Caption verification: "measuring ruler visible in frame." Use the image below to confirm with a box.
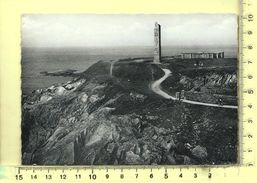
[0,0,257,182]
[240,0,256,167]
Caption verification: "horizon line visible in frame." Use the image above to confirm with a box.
[22,44,238,48]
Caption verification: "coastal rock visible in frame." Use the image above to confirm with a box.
[22,152,33,164]
[80,93,88,103]
[175,142,191,156]
[86,123,119,146]
[229,74,237,84]
[65,79,86,90]
[179,73,237,92]
[58,142,75,164]
[46,85,55,92]
[146,115,159,120]
[35,89,43,94]
[183,155,191,164]
[68,117,76,124]
[107,143,116,153]
[125,151,142,164]
[65,84,74,90]
[89,95,100,103]
[22,59,238,165]
[174,155,185,164]
[162,139,175,151]
[166,154,176,164]
[142,127,155,137]
[191,145,208,160]
[132,118,140,125]
[129,92,147,103]
[40,95,53,103]
[157,127,169,135]
[152,135,158,140]
[141,145,151,163]
[55,86,66,95]
[134,144,141,155]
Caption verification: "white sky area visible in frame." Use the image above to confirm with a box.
[22,14,237,47]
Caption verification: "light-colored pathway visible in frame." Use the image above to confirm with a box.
[151,68,238,109]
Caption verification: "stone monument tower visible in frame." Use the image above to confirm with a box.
[154,22,161,63]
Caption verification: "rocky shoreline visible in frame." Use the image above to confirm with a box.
[22,59,237,165]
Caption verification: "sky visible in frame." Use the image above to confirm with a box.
[22,14,238,47]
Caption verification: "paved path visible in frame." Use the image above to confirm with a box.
[151,69,176,100]
[180,98,238,109]
[151,68,238,109]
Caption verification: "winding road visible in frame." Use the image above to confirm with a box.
[151,69,176,100]
[110,61,237,109]
[151,68,238,109]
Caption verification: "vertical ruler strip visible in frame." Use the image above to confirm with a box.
[240,0,256,166]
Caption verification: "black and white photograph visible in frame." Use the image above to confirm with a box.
[21,14,238,165]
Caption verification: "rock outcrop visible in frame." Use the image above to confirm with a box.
[22,60,238,165]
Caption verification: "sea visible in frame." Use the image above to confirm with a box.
[22,45,237,94]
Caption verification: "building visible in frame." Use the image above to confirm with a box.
[152,22,225,62]
[153,22,161,64]
[180,52,225,59]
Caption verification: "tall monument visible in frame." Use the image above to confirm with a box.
[154,22,161,63]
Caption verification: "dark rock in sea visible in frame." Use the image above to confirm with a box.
[40,69,78,77]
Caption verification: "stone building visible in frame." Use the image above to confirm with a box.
[181,52,225,59]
